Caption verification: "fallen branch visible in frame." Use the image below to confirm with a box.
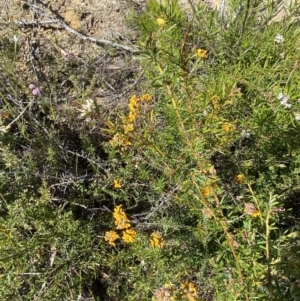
[13,20,58,26]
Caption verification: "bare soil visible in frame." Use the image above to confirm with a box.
[1,0,141,56]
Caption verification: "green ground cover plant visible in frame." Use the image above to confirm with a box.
[1,0,300,300]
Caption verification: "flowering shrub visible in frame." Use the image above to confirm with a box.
[1,0,300,301]
[129,0,300,300]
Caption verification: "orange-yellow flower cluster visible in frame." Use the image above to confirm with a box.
[201,180,218,198]
[109,94,152,148]
[122,228,137,243]
[222,122,234,132]
[150,231,164,248]
[235,174,244,183]
[201,186,211,198]
[128,95,139,123]
[108,133,131,148]
[153,281,198,301]
[123,123,134,134]
[104,205,137,246]
[104,230,119,247]
[140,94,152,102]
[157,17,166,27]
[113,179,122,189]
[197,48,209,59]
[126,94,152,123]
[113,205,131,230]
[181,281,198,301]
[123,94,152,141]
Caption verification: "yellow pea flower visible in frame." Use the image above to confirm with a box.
[114,217,131,230]
[201,187,211,197]
[122,228,137,243]
[222,123,233,132]
[114,179,122,189]
[140,94,152,102]
[104,230,119,246]
[181,281,198,301]
[113,205,131,230]
[124,123,135,134]
[197,48,208,59]
[252,211,261,218]
[150,231,164,248]
[129,95,139,112]
[157,18,166,27]
[235,174,244,183]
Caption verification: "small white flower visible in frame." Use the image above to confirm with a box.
[282,96,289,103]
[82,99,94,112]
[277,92,284,100]
[0,125,9,133]
[274,34,284,43]
[241,130,250,138]
[277,92,289,101]
[79,99,95,117]
[280,99,292,108]
[277,92,291,108]
[295,113,300,121]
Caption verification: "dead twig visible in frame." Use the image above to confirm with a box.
[8,20,59,26]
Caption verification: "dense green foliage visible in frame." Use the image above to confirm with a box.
[1,1,300,300]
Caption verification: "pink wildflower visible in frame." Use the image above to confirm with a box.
[32,88,41,96]
[65,52,76,59]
